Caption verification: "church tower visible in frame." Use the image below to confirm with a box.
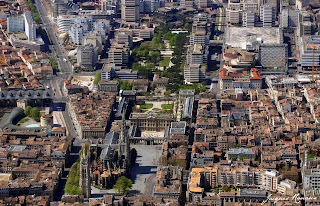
[80,144,91,198]
[120,113,131,170]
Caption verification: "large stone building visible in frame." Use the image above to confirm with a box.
[129,113,174,132]
[187,166,283,202]
[81,119,131,191]
[220,68,262,90]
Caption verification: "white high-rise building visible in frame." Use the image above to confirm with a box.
[69,25,87,45]
[121,0,140,22]
[280,9,300,28]
[260,4,276,27]
[7,16,24,34]
[68,16,93,45]
[57,15,73,33]
[24,12,36,41]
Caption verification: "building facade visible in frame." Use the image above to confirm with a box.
[129,113,174,132]
[7,16,24,34]
[121,0,140,22]
[24,12,36,41]
[77,43,99,68]
[260,5,276,27]
[57,15,73,33]
[184,64,206,84]
[259,44,288,68]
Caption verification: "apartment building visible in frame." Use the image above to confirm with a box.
[140,0,165,13]
[57,15,74,33]
[242,10,258,27]
[101,64,116,80]
[189,31,209,46]
[260,4,276,27]
[298,35,320,68]
[181,0,195,8]
[187,166,282,202]
[226,8,242,24]
[186,44,208,65]
[24,12,36,41]
[121,0,140,22]
[298,21,314,36]
[7,15,24,34]
[115,69,138,79]
[184,64,206,84]
[116,31,133,48]
[69,25,88,45]
[279,9,300,28]
[108,44,130,66]
[77,43,99,68]
[303,168,320,191]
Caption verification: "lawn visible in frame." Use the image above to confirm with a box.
[16,118,30,126]
[159,57,171,67]
[152,107,173,114]
[161,104,173,110]
[140,104,153,109]
[157,109,173,114]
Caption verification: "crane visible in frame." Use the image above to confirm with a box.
[0,56,9,67]
[306,44,320,83]
[272,55,311,81]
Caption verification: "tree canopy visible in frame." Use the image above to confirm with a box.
[30,107,40,122]
[93,71,101,85]
[113,176,132,195]
[65,159,82,195]
[24,105,32,116]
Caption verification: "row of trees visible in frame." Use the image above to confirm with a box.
[24,106,41,122]
[65,159,82,195]
[27,0,39,23]
[49,58,58,70]
[163,32,189,92]
[93,71,101,85]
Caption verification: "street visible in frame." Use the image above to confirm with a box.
[35,0,77,138]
